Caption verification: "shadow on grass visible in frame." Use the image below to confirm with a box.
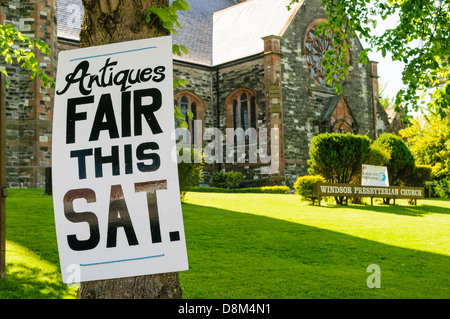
[180,202,450,299]
[318,199,450,217]
[0,259,76,299]
[1,189,76,298]
[2,189,449,299]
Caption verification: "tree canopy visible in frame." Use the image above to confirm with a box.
[288,0,450,119]
[0,24,54,89]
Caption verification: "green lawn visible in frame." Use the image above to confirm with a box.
[0,189,449,298]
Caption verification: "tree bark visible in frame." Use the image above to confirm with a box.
[80,0,168,48]
[77,0,182,299]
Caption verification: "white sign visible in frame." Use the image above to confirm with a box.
[52,36,188,283]
[361,164,389,187]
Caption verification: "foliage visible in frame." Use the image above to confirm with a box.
[308,133,371,183]
[404,164,432,188]
[350,144,391,187]
[185,185,289,194]
[145,0,192,130]
[378,80,396,110]
[288,0,450,118]
[260,185,290,194]
[372,133,416,186]
[293,175,326,205]
[177,147,204,201]
[0,24,54,89]
[308,133,371,205]
[363,144,391,167]
[400,114,450,197]
[210,171,243,189]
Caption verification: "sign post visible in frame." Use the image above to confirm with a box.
[0,73,6,279]
[52,36,188,284]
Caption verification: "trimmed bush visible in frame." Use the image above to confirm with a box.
[293,175,326,205]
[211,170,243,189]
[308,133,371,184]
[185,186,289,194]
[404,164,432,187]
[372,133,415,186]
[308,133,371,204]
[260,186,290,194]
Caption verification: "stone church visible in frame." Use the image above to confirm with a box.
[1,0,393,188]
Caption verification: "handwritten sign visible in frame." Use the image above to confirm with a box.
[52,37,188,283]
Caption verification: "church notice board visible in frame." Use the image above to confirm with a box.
[314,183,425,199]
[52,36,188,283]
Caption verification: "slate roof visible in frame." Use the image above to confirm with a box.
[212,0,302,66]
[56,0,303,66]
[57,0,84,41]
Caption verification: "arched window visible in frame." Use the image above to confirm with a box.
[174,91,205,145]
[304,18,350,87]
[226,88,257,142]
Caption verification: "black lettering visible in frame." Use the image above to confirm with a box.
[94,146,120,178]
[89,94,120,141]
[124,144,133,174]
[71,149,93,179]
[99,58,117,87]
[135,180,167,244]
[136,142,160,172]
[128,69,141,85]
[57,60,92,96]
[153,66,166,82]
[121,91,132,137]
[139,68,152,82]
[114,69,132,91]
[134,88,163,135]
[63,188,100,251]
[66,96,94,144]
[107,185,139,248]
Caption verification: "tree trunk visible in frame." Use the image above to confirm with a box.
[77,0,182,299]
[80,0,168,48]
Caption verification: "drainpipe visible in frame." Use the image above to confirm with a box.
[370,61,379,140]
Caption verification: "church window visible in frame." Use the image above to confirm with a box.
[304,19,349,87]
[174,91,205,145]
[226,89,257,142]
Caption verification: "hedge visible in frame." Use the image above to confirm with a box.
[185,185,290,194]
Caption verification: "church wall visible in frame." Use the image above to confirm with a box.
[174,58,272,186]
[215,58,271,186]
[280,0,378,186]
[1,0,57,188]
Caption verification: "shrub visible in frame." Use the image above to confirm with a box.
[185,185,289,194]
[293,175,326,205]
[372,133,416,186]
[404,164,432,187]
[351,144,391,185]
[308,133,371,204]
[178,148,204,201]
[211,170,243,189]
[260,185,290,194]
[308,133,372,183]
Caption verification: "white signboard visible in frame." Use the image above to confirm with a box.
[52,36,188,283]
[361,164,389,187]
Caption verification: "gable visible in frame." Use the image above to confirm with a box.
[212,0,303,66]
[56,0,304,66]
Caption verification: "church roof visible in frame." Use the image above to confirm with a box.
[212,0,302,66]
[56,0,303,67]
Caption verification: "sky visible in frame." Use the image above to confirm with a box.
[359,13,405,103]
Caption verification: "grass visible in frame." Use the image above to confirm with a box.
[0,189,449,298]
[0,189,77,299]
